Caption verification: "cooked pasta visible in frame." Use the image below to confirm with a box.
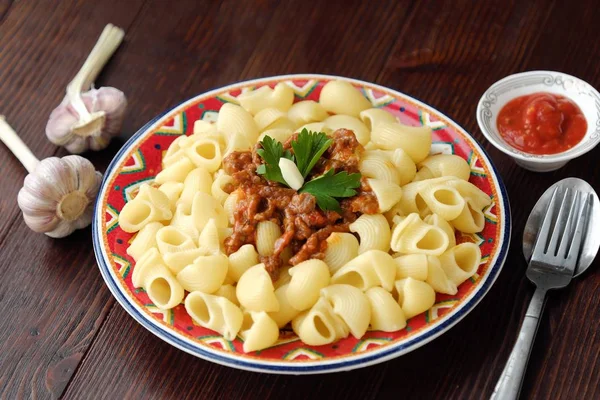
[395,277,436,319]
[236,264,279,312]
[321,284,371,338]
[122,79,493,352]
[154,156,195,184]
[359,108,397,130]
[227,244,259,282]
[240,311,280,352]
[268,283,301,328]
[185,138,222,172]
[331,250,396,291]
[365,287,407,331]
[178,167,213,210]
[394,254,428,281]
[185,291,243,341]
[323,232,360,274]
[439,242,481,285]
[370,122,432,163]
[359,150,401,185]
[237,82,294,115]
[127,222,163,261]
[349,214,391,253]
[415,154,471,181]
[367,178,403,213]
[287,100,328,127]
[319,80,372,118]
[324,115,370,145]
[176,253,229,293]
[390,213,449,256]
[292,297,349,346]
[119,185,172,233]
[286,259,330,311]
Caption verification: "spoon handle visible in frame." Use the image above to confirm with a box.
[491,287,547,400]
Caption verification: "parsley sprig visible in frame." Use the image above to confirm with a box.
[256,129,361,212]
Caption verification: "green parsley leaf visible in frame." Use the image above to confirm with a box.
[291,129,333,178]
[256,135,294,186]
[300,169,362,212]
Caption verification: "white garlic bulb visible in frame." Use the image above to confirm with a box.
[18,156,102,237]
[46,87,127,153]
[1,116,102,238]
[46,24,127,154]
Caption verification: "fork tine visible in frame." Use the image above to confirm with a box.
[546,188,571,255]
[532,187,559,259]
[556,190,581,259]
[566,193,592,266]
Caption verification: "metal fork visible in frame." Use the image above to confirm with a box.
[491,187,592,400]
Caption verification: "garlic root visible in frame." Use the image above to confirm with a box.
[46,24,127,154]
[1,116,102,238]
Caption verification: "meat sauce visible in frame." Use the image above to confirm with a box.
[223,129,378,280]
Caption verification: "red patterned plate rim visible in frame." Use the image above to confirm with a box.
[92,74,511,374]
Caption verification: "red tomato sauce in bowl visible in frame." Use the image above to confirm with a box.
[496,92,587,155]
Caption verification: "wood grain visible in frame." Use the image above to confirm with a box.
[0,0,599,399]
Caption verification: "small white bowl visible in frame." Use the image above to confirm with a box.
[476,70,600,172]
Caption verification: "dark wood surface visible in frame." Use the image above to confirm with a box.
[0,0,598,398]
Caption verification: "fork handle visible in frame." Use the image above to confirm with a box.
[491,287,548,400]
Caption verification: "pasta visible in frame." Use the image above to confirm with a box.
[365,287,407,331]
[127,222,163,261]
[176,253,229,293]
[322,232,359,274]
[121,79,492,352]
[185,291,243,341]
[370,121,432,163]
[439,242,481,285]
[414,154,471,181]
[359,150,400,185]
[395,277,436,319]
[287,100,328,127]
[119,185,172,233]
[255,220,282,257]
[240,311,280,352]
[320,284,371,338]
[349,214,391,253]
[324,115,370,145]
[286,259,330,311]
[178,167,213,211]
[132,248,184,310]
[268,283,301,328]
[390,213,449,256]
[367,178,403,213]
[185,138,222,172]
[154,156,195,184]
[227,244,259,282]
[237,82,294,115]
[319,80,372,118]
[236,264,279,312]
[292,297,349,346]
[331,250,396,291]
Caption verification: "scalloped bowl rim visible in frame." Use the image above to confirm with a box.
[92,74,511,374]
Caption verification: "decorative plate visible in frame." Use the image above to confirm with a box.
[93,74,511,374]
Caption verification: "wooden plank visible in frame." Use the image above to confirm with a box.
[62,2,415,399]
[0,0,12,22]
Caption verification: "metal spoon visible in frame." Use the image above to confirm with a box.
[492,177,599,400]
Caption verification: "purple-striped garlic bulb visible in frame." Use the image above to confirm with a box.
[46,24,127,154]
[1,116,102,238]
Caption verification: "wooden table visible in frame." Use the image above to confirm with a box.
[1,0,598,398]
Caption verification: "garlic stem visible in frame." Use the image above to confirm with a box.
[66,24,124,124]
[0,116,39,173]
